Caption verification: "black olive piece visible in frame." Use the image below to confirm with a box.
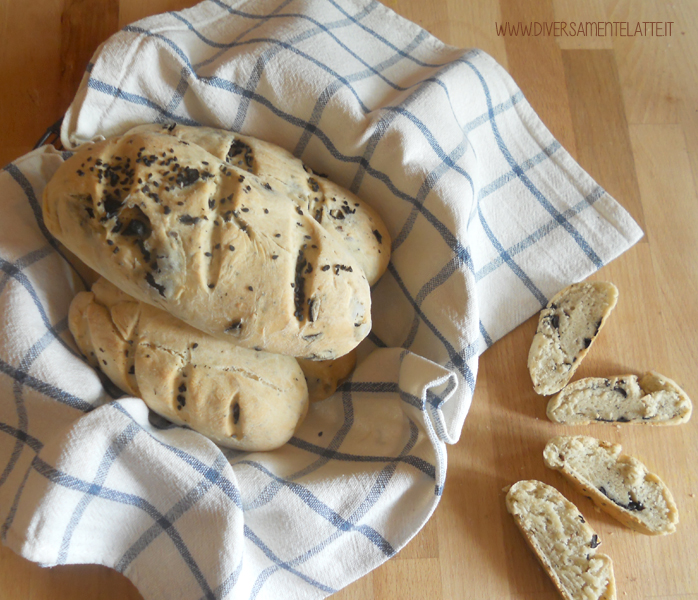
[294,249,307,322]
[176,166,200,187]
[122,219,151,238]
[145,273,166,297]
[103,194,123,218]
[613,385,628,397]
[232,403,240,425]
[308,177,320,192]
[226,320,243,333]
[372,229,382,244]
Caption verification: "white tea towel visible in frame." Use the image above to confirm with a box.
[0,0,642,599]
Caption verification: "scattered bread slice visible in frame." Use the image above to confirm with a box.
[528,282,618,395]
[505,480,616,600]
[543,436,679,535]
[547,371,692,425]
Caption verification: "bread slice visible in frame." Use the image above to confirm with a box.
[505,480,616,600]
[547,371,693,425]
[543,436,679,535]
[528,282,618,395]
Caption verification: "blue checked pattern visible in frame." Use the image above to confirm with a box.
[2,0,642,598]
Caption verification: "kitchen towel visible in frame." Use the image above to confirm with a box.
[0,0,643,599]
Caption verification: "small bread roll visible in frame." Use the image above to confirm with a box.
[44,130,371,359]
[69,278,309,451]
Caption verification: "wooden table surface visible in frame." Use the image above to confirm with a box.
[1,0,697,598]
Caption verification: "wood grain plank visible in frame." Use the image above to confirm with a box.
[118,0,203,28]
[372,558,443,600]
[552,0,613,50]
[435,321,545,600]
[0,0,64,166]
[606,0,683,125]
[0,545,142,600]
[499,0,577,156]
[561,49,646,233]
[58,0,120,113]
[330,570,374,600]
[394,510,439,560]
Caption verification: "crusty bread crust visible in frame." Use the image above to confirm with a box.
[44,130,372,359]
[127,123,391,286]
[69,278,309,451]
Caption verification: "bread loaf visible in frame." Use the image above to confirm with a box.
[44,130,372,359]
[127,123,391,286]
[69,278,309,451]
